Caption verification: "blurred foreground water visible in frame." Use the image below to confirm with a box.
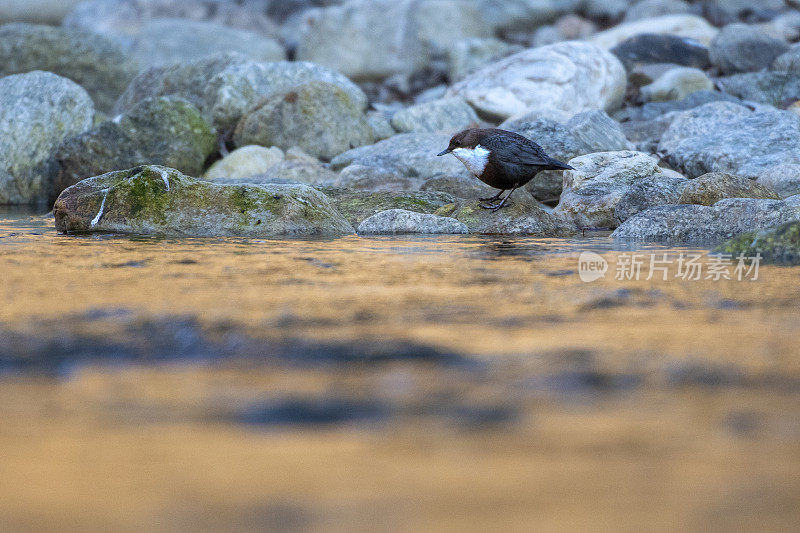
[1,208,798,531]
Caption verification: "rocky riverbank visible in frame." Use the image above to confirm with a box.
[2,1,800,255]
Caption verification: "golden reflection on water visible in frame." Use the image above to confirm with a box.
[0,211,799,531]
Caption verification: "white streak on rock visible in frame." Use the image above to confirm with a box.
[158,168,170,191]
[90,189,110,227]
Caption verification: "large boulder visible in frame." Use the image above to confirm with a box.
[709,23,789,75]
[659,102,800,178]
[330,133,469,181]
[129,19,285,69]
[0,23,138,112]
[318,188,458,227]
[678,172,779,205]
[357,209,468,235]
[554,151,688,229]
[55,96,216,198]
[115,54,367,132]
[718,220,800,264]
[588,15,718,50]
[233,81,373,160]
[446,41,626,121]
[390,98,480,134]
[0,72,94,205]
[63,0,279,47]
[295,0,428,81]
[612,196,800,243]
[53,165,355,237]
[437,195,576,236]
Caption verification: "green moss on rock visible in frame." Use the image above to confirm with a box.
[53,165,354,237]
[717,221,800,264]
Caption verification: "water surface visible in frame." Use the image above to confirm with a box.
[1,209,798,531]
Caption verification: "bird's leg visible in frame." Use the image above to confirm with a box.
[478,189,505,202]
[481,187,518,211]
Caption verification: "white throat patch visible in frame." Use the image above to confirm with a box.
[452,145,490,177]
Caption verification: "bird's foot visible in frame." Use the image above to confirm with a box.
[479,201,510,211]
[478,194,503,202]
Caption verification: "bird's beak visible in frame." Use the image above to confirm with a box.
[437,149,451,157]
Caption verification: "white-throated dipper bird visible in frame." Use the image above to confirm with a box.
[437,128,574,211]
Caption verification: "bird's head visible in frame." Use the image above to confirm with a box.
[437,129,484,156]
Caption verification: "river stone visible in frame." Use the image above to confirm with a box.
[130,19,285,69]
[639,67,714,102]
[115,54,368,132]
[446,41,626,121]
[334,165,425,192]
[589,15,718,50]
[0,23,139,113]
[55,96,216,200]
[296,0,428,81]
[204,146,285,180]
[357,209,468,235]
[438,195,576,236]
[610,34,710,71]
[53,165,354,236]
[262,160,339,187]
[715,72,800,107]
[331,133,470,181]
[63,0,279,47]
[318,188,458,227]
[414,0,492,55]
[616,90,741,152]
[474,0,581,32]
[718,220,800,264]
[612,197,800,243]
[709,23,789,75]
[757,164,800,199]
[233,81,373,161]
[554,151,688,229]
[624,0,691,21]
[446,37,521,81]
[772,43,800,72]
[0,72,94,205]
[0,0,83,24]
[420,174,497,199]
[390,98,480,134]
[678,172,779,206]
[659,102,800,178]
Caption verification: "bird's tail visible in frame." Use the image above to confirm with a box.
[545,157,574,171]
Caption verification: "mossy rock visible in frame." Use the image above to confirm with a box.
[317,187,458,227]
[54,165,354,237]
[717,221,800,264]
[679,172,779,206]
[55,96,217,202]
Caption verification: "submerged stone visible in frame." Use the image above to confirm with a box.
[53,165,354,237]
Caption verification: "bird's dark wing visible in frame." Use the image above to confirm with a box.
[481,132,573,170]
